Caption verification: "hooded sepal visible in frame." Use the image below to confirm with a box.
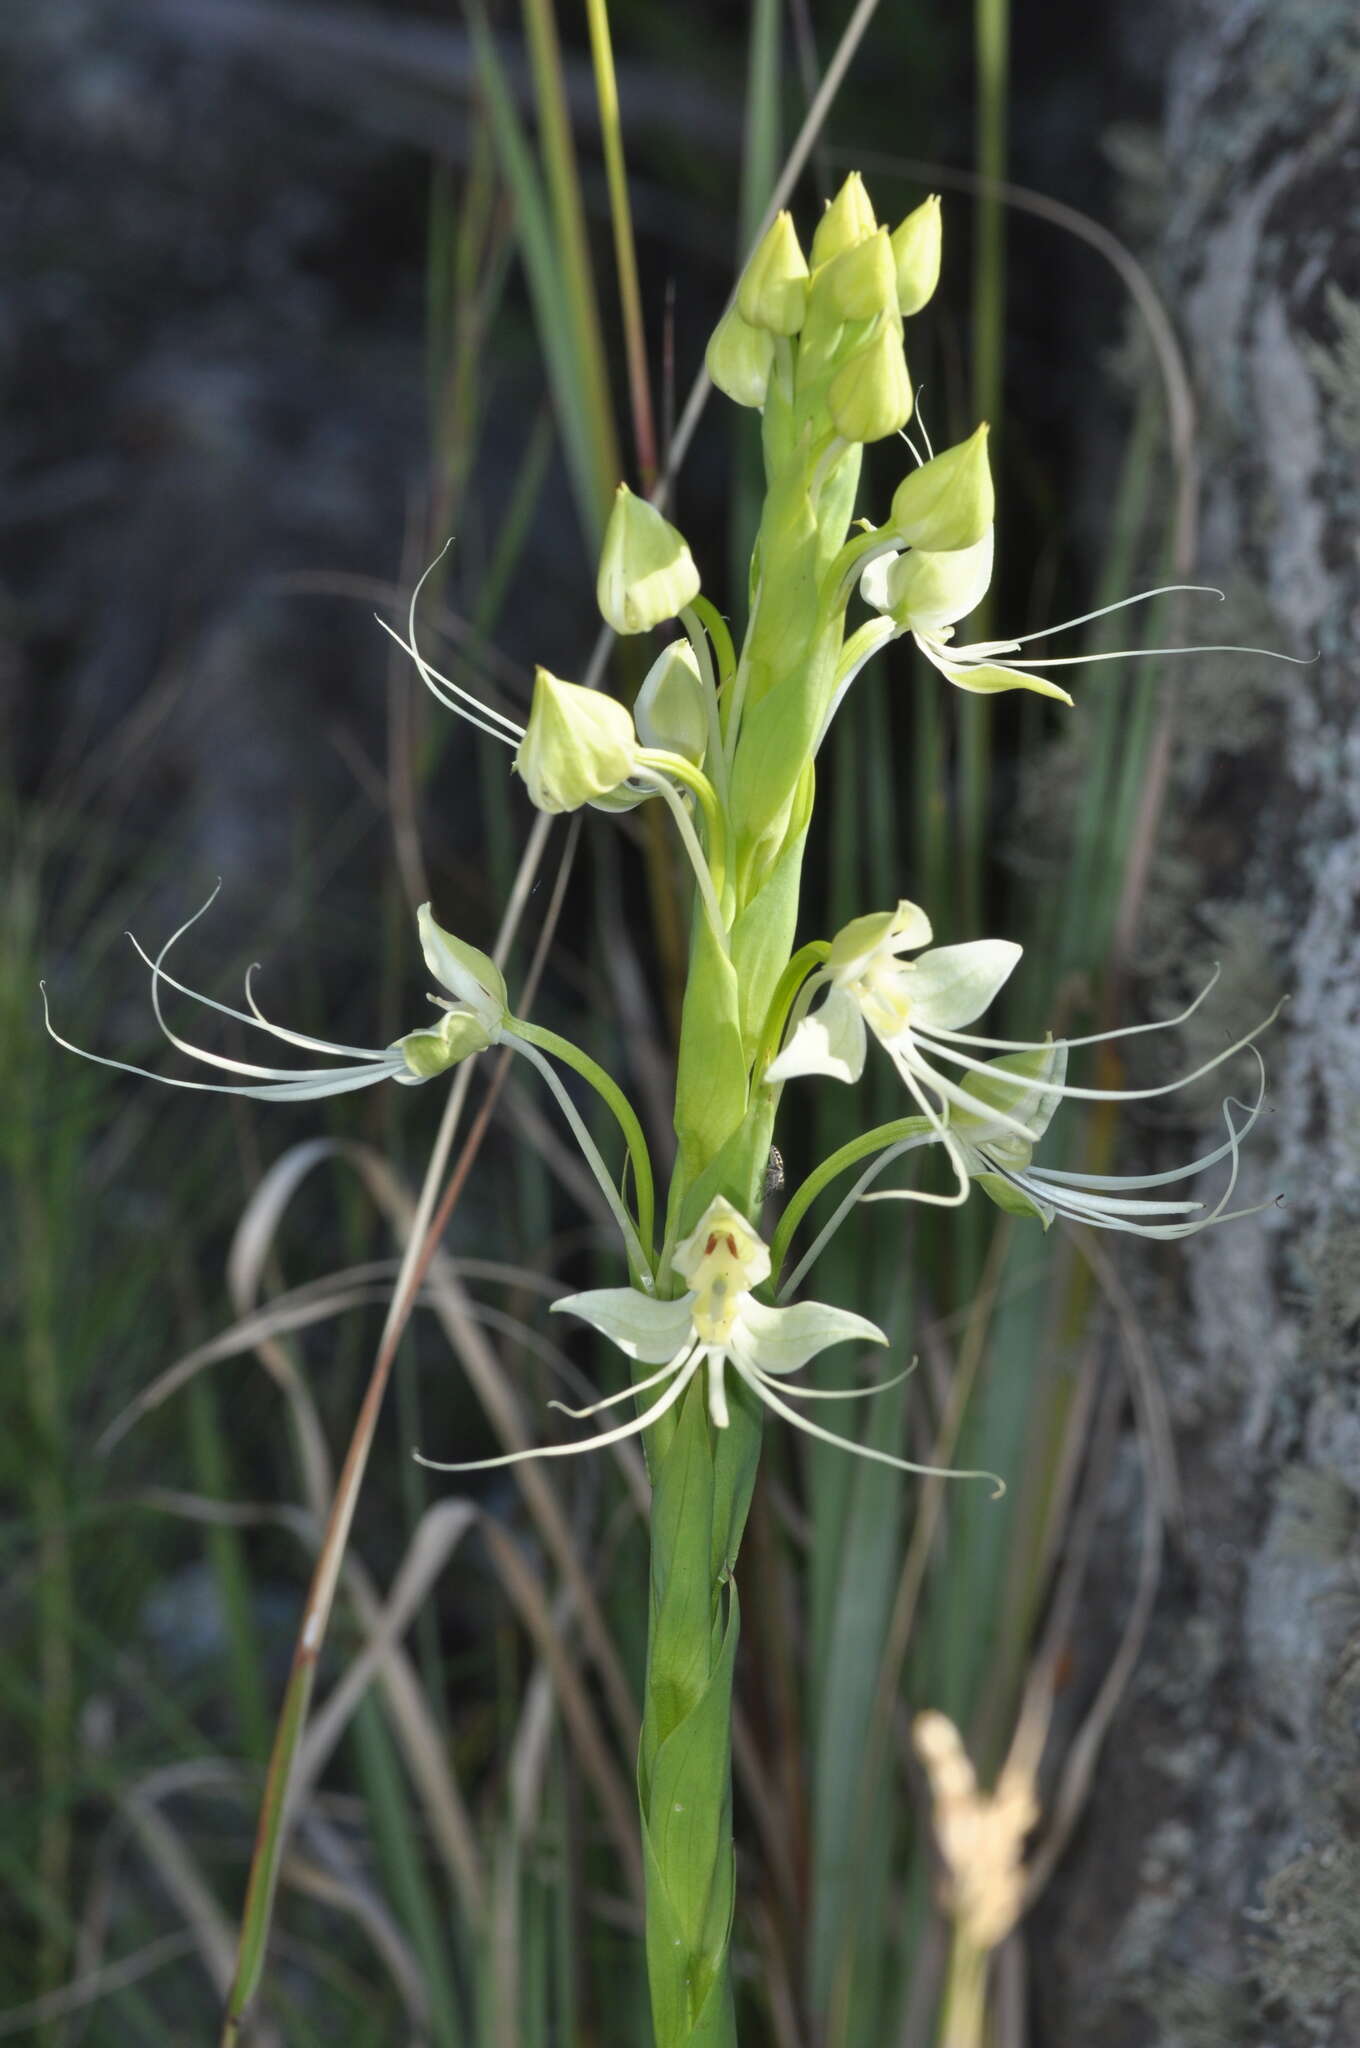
[513,668,640,812]
[597,484,701,636]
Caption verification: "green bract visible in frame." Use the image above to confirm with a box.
[513,667,639,812]
[597,483,701,635]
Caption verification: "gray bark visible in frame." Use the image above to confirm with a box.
[1040,3,1360,2043]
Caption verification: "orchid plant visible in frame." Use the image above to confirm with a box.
[49,176,1284,2048]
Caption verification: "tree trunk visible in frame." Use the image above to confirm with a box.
[1039,4,1360,2042]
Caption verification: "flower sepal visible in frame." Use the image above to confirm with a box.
[889,425,993,552]
[513,668,640,813]
[597,484,701,636]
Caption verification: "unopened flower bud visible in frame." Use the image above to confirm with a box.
[513,668,638,813]
[828,320,913,442]
[597,483,700,635]
[889,424,993,551]
[736,210,809,336]
[634,639,707,765]
[890,195,942,316]
[821,226,899,323]
[810,170,877,267]
[705,302,775,409]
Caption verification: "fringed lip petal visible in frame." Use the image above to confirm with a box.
[43,891,419,1103]
[727,1353,1003,1496]
[413,1343,704,1473]
[40,986,406,1102]
[916,634,1075,705]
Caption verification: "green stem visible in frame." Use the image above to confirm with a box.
[641,768,732,947]
[680,605,732,817]
[583,0,658,488]
[961,0,1009,938]
[504,1033,654,1281]
[505,1017,656,1262]
[769,1115,934,1283]
[638,1375,761,2048]
[690,596,737,688]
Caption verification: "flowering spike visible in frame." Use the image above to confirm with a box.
[513,668,639,813]
[736,210,809,335]
[597,483,700,635]
[889,424,994,552]
[890,195,943,316]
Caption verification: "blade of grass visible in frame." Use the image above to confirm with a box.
[219,812,573,2043]
[957,0,1008,942]
[466,4,614,543]
[584,0,657,488]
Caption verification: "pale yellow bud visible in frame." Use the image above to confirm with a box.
[821,226,900,323]
[736,210,809,336]
[810,170,878,266]
[634,639,707,765]
[890,195,942,316]
[827,319,913,443]
[888,424,993,551]
[705,302,775,409]
[597,483,700,635]
[513,668,638,814]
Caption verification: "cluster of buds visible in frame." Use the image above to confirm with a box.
[707,174,939,443]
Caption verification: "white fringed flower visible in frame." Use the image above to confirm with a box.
[415,1196,998,1487]
[766,902,1279,1239]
